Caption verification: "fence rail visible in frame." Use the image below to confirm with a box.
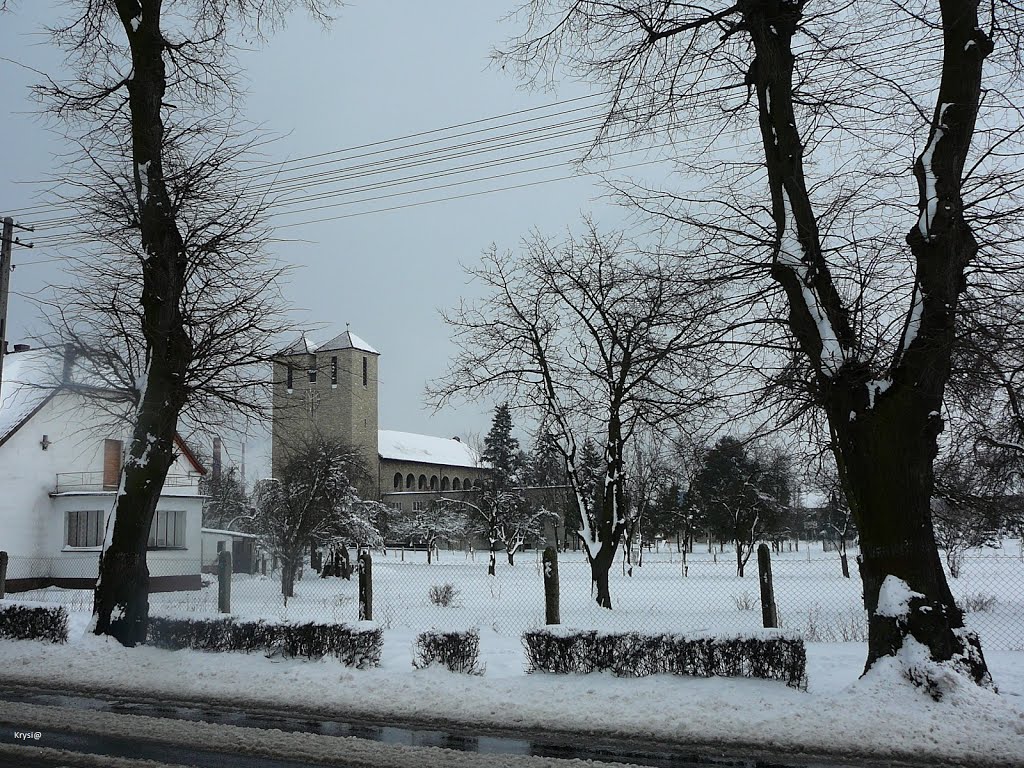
[2,542,1022,650]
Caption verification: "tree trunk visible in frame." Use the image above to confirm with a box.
[735,540,745,578]
[832,392,991,685]
[591,556,612,609]
[92,1,193,646]
[507,550,515,566]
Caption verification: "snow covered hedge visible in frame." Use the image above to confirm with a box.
[0,601,69,644]
[522,628,807,689]
[147,616,382,668]
[413,628,484,675]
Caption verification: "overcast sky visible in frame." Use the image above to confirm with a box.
[0,2,663,476]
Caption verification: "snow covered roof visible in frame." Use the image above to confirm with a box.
[320,330,378,355]
[278,329,378,357]
[0,347,207,473]
[377,430,480,469]
[0,348,60,447]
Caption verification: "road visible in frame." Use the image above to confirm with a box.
[0,684,937,768]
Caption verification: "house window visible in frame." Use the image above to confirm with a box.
[148,509,187,548]
[103,439,123,489]
[362,356,368,387]
[393,472,403,490]
[405,473,415,489]
[387,501,403,512]
[418,475,427,490]
[441,477,450,491]
[308,368,317,384]
[413,501,427,511]
[430,475,438,490]
[286,364,293,390]
[66,509,104,548]
[331,356,338,386]
[452,478,461,490]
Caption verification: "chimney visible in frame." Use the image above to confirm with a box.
[62,344,78,383]
[212,437,222,483]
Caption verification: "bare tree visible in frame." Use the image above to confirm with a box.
[431,222,716,607]
[33,0,337,645]
[497,0,1024,687]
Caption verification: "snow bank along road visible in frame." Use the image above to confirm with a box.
[0,684,940,768]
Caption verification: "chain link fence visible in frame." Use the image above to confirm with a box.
[3,542,1022,650]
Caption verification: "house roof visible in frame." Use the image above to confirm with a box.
[0,349,60,447]
[278,329,379,357]
[0,347,206,474]
[377,429,480,469]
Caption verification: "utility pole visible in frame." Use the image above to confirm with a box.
[0,216,34,386]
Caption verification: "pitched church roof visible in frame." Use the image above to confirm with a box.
[278,329,378,356]
[378,430,480,469]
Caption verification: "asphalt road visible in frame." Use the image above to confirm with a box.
[0,684,941,768]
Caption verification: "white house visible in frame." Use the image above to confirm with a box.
[0,346,206,593]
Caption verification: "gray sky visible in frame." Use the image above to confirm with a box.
[0,2,656,477]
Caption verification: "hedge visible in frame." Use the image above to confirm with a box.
[147,616,382,668]
[0,601,69,644]
[522,628,807,689]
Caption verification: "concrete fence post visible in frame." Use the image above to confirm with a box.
[542,546,560,625]
[757,543,778,628]
[0,551,7,599]
[358,551,373,622]
[217,550,231,614]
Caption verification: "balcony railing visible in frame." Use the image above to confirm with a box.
[54,472,201,494]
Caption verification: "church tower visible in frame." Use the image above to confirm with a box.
[271,329,380,495]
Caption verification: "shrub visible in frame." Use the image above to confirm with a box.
[428,583,460,608]
[146,616,382,668]
[413,628,484,674]
[522,628,807,689]
[0,602,69,644]
[733,592,758,611]
[962,593,997,613]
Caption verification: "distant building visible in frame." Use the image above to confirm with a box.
[271,330,489,512]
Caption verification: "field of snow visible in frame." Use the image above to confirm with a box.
[11,538,1024,650]
[2,539,1023,765]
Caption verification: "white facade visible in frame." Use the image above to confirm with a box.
[0,349,205,590]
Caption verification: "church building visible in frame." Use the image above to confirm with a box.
[271,329,488,512]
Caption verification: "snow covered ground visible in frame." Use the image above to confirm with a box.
[1,539,1023,766]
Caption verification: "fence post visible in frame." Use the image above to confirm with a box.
[358,551,373,621]
[218,550,231,614]
[542,546,560,625]
[0,551,7,599]
[757,543,778,628]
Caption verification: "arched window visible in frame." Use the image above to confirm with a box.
[406,474,415,489]
[418,475,427,490]
[452,478,461,490]
[441,477,450,491]
[430,475,438,490]
[393,473,402,490]
[472,478,482,489]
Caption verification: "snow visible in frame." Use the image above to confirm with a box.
[3,542,1023,764]
[130,16,141,32]
[918,103,952,239]
[378,429,480,468]
[902,283,924,355]
[866,377,891,409]
[876,575,923,619]
[0,625,1021,765]
[776,190,845,376]
[279,329,379,356]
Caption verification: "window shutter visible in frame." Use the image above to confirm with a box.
[103,439,123,489]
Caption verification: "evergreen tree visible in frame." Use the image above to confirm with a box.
[482,403,522,491]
